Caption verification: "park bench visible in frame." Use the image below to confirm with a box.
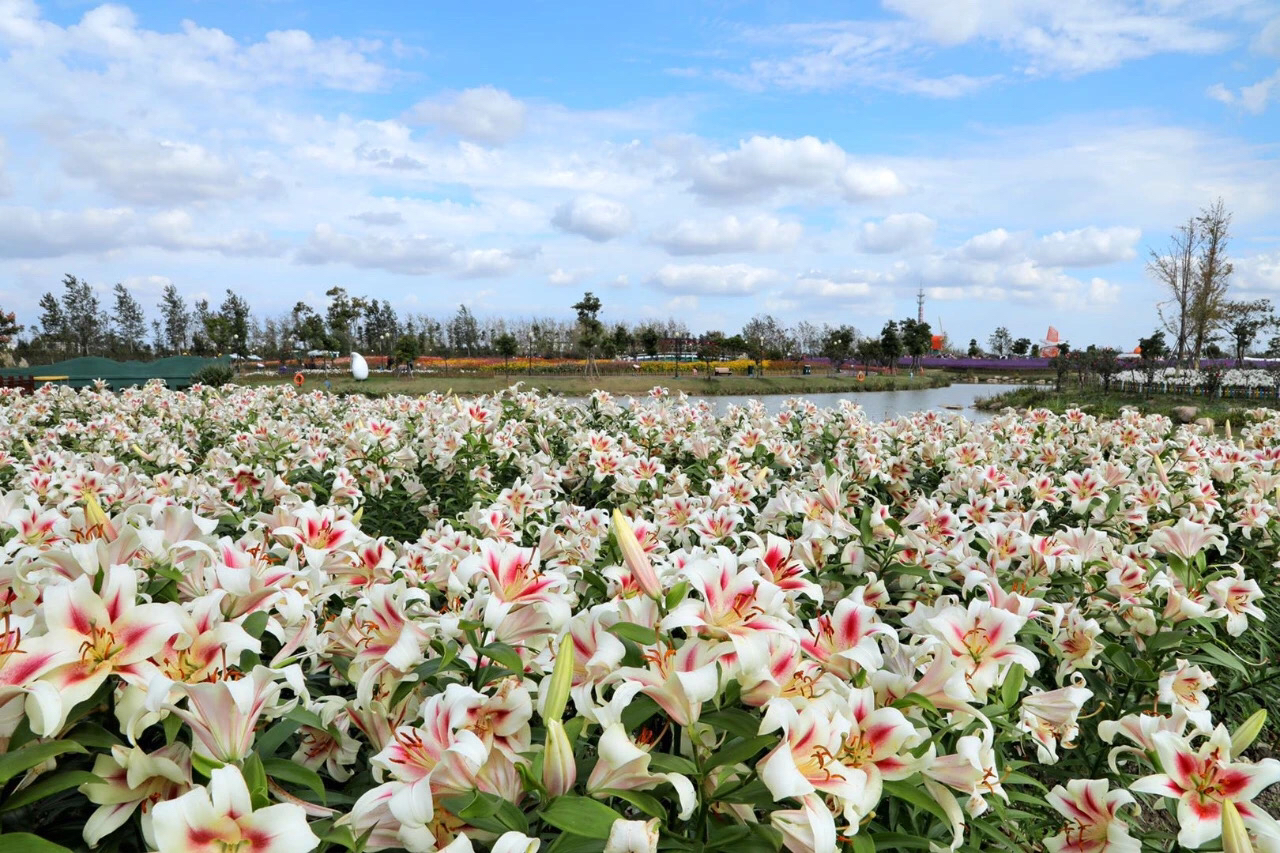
[713,367,731,376]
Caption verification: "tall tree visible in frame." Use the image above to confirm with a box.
[1011,338,1031,357]
[1220,299,1274,366]
[1149,216,1200,365]
[698,331,726,375]
[742,314,787,377]
[61,275,105,356]
[325,287,364,354]
[219,290,251,356]
[1137,329,1168,392]
[987,326,1013,359]
[880,320,903,369]
[638,326,660,359]
[0,305,22,348]
[158,284,190,355]
[572,292,603,376]
[448,305,480,355]
[111,283,147,357]
[38,292,67,354]
[821,325,855,373]
[494,332,519,379]
[900,318,932,369]
[1189,199,1233,364]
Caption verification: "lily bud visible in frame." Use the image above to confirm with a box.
[83,492,118,541]
[542,633,574,722]
[1226,420,1233,441]
[612,509,662,599]
[1231,709,1267,758]
[542,719,577,797]
[1222,798,1254,853]
[1151,452,1168,486]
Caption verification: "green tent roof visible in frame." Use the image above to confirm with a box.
[3,355,231,389]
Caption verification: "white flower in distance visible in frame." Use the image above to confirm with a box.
[150,764,319,853]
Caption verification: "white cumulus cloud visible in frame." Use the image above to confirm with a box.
[1032,225,1141,266]
[857,212,936,253]
[688,135,904,202]
[652,214,802,255]
[651,263,780,296]
[410,86,528,145]
[551,195,633,242]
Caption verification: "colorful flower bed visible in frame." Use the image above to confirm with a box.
[1,381,1278,852]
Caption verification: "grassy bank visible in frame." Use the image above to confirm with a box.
[975,385,1278,422]
[236,370,950,398]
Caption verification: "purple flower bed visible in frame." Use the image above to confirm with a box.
[896,357,1051,370]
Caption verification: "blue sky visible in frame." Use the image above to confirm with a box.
[1,0,1279,348]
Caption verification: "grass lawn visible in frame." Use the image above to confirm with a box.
[235,370,951,397]
[975,384,1280,423]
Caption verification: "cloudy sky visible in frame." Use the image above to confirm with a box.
[1,0,1278,347]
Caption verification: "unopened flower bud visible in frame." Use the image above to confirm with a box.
[83,492,118,541]
[542,633,574,722]
[1222,798,1254,853]
[1231,709,1267,758]
[542,719,577,797]
[612,510,661,599]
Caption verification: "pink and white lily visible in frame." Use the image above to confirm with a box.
[1043,779,1140,853]
[149,764,319,853]
[1132,726,1280,849]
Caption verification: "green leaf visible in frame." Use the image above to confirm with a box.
[600,788,666,819]
[1001,663,1025,709]
[66,722,123,751]
[705,735,775,771]
[1194,643,1249,675]
[647,751,698,776]
[0,835,76,852]
[285,706,329,731]
[663,582,689,611]
[0,770,102,812]
[440,791,529,835]
[701,708,760,739]
[242,752,270,810]
[891,692,939,716]
[477,643,525,675]
[606,622,659,646]
[255,718,302,758]
[869,832,935,850]
[242,610,270,639]
[0,740,87,787]
[539,795,625,839]
[264,757,327,803]
[883,778,949,824]
[620,694,661,730]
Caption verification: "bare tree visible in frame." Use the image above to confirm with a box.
[1150,216,1200,365]
[1189,199,1233,365]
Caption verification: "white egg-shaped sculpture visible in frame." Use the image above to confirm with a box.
[351,352,369,381]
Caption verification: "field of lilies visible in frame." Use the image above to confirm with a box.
[2,380,1280,853]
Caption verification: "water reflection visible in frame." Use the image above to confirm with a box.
[699,383,1025,421]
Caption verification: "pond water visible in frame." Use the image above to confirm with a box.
[565,383,1028,421]
[700,383,1026,421]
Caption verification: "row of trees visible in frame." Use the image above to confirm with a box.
[6,280,942,372]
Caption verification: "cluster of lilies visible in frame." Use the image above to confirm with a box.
[0,380,1277,852]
